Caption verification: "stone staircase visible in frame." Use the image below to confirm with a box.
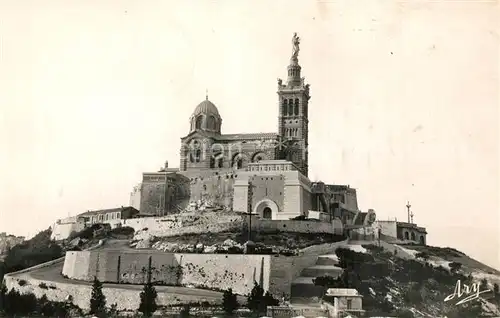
[290,254,344,303]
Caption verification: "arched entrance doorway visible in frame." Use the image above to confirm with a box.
[262,207,272,219]
[254,199,279,220]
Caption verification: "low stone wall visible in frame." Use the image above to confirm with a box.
[250,219,335,234]
[2,275,219,311]
[122,216,183,233]
[62,250,271,296]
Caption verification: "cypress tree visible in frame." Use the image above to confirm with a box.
[138,257,158,317]
[89,276,106,317]
[222,288,238,315]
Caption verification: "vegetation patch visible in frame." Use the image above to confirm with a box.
[314,244,495,317]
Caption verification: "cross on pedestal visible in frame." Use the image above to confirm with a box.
[406,201,412,224]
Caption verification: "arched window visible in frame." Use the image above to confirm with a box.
[207,116,216,130]
[195,149,201,163]
[288,100,294,116]
[195,116,203,129]
[294,99,299,115]
[404,231,409,240]
[232,155,243,169]
[411,232,416,241]
[420,235,425,245]
[283,99,288,116]
[213,153,224,168]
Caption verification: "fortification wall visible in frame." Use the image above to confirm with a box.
[188,171,236,208]
[129,212,344,240]
[62,250,271,296]
[51,222,86,241]
[131,216,343,240]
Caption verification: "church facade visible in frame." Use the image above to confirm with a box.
[137,33,369,225]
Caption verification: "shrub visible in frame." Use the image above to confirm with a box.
[110,226,135,237]
[449,262,462,273]
[393,309,415,318]
[179,304,191,317]
[1,288,37,316]
[39,282,48,289]
[18,279,27,286]
[313,275,339,288]
[415,252,430,260]
[89,276,106,317]
[222,288,238,314]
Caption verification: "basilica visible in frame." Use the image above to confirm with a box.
[134,33,371,228]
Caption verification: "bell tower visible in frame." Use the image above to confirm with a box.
[277,33,310,177]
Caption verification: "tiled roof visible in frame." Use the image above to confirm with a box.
[218,132,278,141]
[78,206,137,217]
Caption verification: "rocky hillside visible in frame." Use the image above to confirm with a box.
[316,243,500,317]
[0,233,24,259]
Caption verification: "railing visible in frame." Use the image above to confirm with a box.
[338,309,366,317]
[266,306,328,318]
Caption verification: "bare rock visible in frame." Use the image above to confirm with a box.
[203,245,217,253]
[135,238,152,249]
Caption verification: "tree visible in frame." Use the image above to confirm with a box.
[138,281,158,317]
[247,281,264,311]
[0,283,6,314]
[138,259,158,318]
[222,288,238,315]
[89,276,106,317]
[245,282,279,313]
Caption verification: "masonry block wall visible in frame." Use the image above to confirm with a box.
[188,171,235,208]
[250,175,285,211]
[376,221,398,238]
[62,250,271,296]
[140,174,168,215]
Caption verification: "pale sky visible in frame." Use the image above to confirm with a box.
[0,1,498,268]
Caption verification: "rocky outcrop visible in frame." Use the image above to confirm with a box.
[150,238,245,254]
[0,233,25,255]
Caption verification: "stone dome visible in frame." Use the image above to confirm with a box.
[192,99,221,119]
[189,97,222,134]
